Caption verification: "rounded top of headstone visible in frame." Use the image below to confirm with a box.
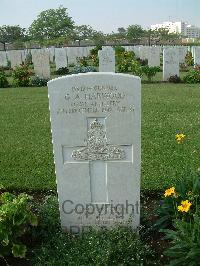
[47,72,141,85]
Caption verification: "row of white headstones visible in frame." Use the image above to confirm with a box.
[0,46,200,81]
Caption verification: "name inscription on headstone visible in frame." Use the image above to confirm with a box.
[57,84,135,115]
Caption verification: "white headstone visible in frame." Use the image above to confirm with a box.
[178,47,188,64]
[139,46,149,60]
[191,46,195,58]
[163,48,179,81]
[133,46,140,58]
[0,51,7,67]
[148,47,160,67]
[124,46,134,52]
[55,48,68,70]
[76,47,85,58]
[49,47,55,63]
[20,50,26,63]
[8,50,22,68]
[66,47,78,65]
[193,47,200,66]
[32,49,50,78]
[98,47,115,72]
[48,73,141,233]
[138,47,144,60]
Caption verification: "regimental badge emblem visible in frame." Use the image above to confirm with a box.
[72,119,125,161]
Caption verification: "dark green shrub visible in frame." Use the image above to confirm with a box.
[131,60,143,77]
[24,52,32,66]
[179,63,188,72]
[185,51,194,66]
[168,75,181,83]
[12,64,32,87]
[141,66,160,82]
[117,51,135,73]
[124,51,135,59]
[77,56,89,67]
[55,67,69,75]
[0,71,9,88]
[162,213,200,265]
[183,69,200,83]
[72,65,97,74]
[136,58,148,66]
[117,60,129,73]
[68,63,75,67]
[90,54,99,66]
[114,45,125,56]
[89,46,102,67]
[31,76,49,87]
[0,192,37,259]
[33,196,60,240]
[7,60,11,69]
[90,45,102,57]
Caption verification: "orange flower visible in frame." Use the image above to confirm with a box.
[164,187,175,197]
[176,133,186,143]
[177,200,192,213]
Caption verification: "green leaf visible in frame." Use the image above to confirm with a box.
[12,244,27,258]
[13,212,27,226]
[29,213,38,226]
[1,192,15,203]
[2,234,9,246]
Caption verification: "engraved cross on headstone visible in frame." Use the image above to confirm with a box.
[63,117,133,203]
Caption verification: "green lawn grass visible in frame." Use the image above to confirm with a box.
[0,83,200,191]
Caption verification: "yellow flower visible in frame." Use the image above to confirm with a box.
[164,187,175,197]
[177,200,192,212]
[175,133,186,143]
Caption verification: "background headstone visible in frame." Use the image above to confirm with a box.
[55,48,68,70]
[8,50,22,68]
[32,49,50,78]
[193,47,200,66]
[49,46,55,63]
[133,46,140,58]
[163,48,179,81]
[139,46,149,60]
[178,46,188,64]
[148,47,160,67]
[66,47,78,65]
[20,49,26,63]
[98,47,115,72]
[0,51,7,67]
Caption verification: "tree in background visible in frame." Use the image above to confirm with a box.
[71,25,105,45]
[117,27,126,39]
[126,25,144,43]
[0,25,26,50]
[72,25,96,45]
[146,28,181,45]
[105,28,127,45]
[92,31,105,46]
[28,6,74,40]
